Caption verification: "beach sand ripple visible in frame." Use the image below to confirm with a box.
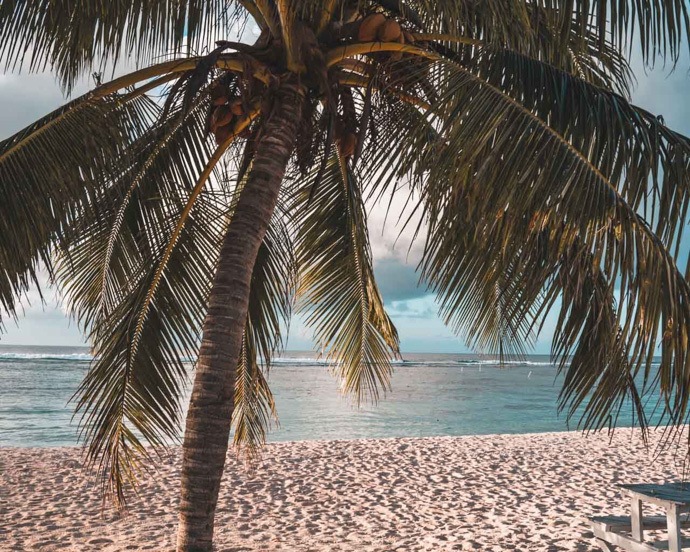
[1,429,687,551]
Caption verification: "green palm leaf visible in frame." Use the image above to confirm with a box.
[423,4,636,96]
[63,100,228,505]
[455,45,690,254]
[294,154,400,405]
[0,0,244,90]
[373,0,689,67]
[0,90,156,328]
[552,249,647,434]
[404,59,690,440]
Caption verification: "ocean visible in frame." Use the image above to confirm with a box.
[0,345,651,447]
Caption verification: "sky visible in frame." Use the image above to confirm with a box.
[1,40,689,354]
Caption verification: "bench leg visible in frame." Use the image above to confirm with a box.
[667,504,681,552]
[595,537,616,551]
[631,498,644,541]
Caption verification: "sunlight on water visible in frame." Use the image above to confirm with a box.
[0,345,658,447]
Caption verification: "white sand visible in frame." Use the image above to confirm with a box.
[2,429,689,551]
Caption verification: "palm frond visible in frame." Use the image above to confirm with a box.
[429,29,634,98]
[444,252,542,359]
[332,47,690,433]
[400,58,690,440]
[404,0,689,66]
[294,153,399,405]
[451,48,690,256]
[0,0,246,91]
[0,90,156,329]
[551,248,648,435]
[361,49,690,257]
[63,100,228,506]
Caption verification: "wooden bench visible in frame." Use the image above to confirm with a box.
[589,483,690,551]
[590,515,690,551]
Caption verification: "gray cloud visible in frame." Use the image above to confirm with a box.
[0,61,145,139]
[0,73,75,135]
[630,54,690,134]
[373,258,428,303]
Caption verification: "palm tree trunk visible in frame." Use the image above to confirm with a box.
[176,81,304,552]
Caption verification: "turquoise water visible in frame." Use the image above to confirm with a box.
[0,345,652,447]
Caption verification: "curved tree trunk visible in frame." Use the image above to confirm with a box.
[176,82,304,552]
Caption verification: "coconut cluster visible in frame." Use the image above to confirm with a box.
[208,84,252,144]
[356,13,415,61]
[203,9,420,151]
[331,13,417,158]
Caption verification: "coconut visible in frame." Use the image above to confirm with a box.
[358,13,386,42]
[214,124,233,145]
[338,132,358,158]
[210,84,229,106]
[210,106,233,132]
[378,19,402,42]
[229,99,245,116]
[390,33,405,62]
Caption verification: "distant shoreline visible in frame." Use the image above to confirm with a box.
[1,348,664,448]
[0,424,657,450]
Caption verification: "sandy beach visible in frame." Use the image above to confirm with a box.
[2,429,689,551]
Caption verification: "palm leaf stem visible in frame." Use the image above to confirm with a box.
[335,58,372,75]
[0,57,259,164]
[0,93,152,164]
[93,55,270,100]
[252,0,281,38]
[326,42,436,67]
[275,0,300,72]
[411,33,482,46]
[340,151,370,371]
[0,98,91,163]
[119,73,185,102]
[237,0,268,30]
[317,0,339,34]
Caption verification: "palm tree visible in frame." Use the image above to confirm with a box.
[3,0,690,549]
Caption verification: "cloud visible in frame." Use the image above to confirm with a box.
[366,182,426,264]
[366,183,431,305]
[373,257,427,302]
[384,295,467,353]
[0,269,86,346]
[387,295,438,319]
[629,52,690,135]
[0,53,145,137]
[0,73,76,135]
